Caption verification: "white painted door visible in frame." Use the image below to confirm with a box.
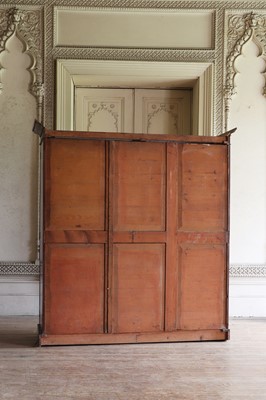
[75,87,191,134]
[75,88,134,133]
[134,89,191,134]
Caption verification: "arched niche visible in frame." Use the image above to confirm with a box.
[224,11,266,130]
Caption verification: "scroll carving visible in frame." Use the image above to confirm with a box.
[0,7,44,121]
[147,104,178,134]
[224,12,266,129]
[88,103,119,132]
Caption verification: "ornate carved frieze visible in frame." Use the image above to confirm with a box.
[224,11,266,129]
[230,264,266,277]
[0,262,40,275]
[0,6,44,119]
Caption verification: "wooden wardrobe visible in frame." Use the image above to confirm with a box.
[38,128,231,346]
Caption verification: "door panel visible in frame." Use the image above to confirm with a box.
[179,245,226,330]
[44,138,108,336]
[75,88,134,132]
[111,244,165,333]
[135,89,191,135]
[110,141,168,334]
[180,143,228,231]
[112,141,166,232]
[75,88,192,135]
[45,139,106,231]
[45,245,105,335]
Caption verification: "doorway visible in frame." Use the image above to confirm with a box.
[75,88,192,135]
[56,59,214,135]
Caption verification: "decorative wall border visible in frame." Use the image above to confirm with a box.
[230,265,266,277]
[0,262,265,277]
[0,262,40,275]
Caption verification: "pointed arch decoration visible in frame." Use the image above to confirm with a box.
[224,11,266,130]
[0,6,44,122]
[0,7,44,277]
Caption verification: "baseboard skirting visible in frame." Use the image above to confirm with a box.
[0,262,266,278]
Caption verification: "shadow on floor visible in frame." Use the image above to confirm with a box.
[0,316,39,348]
[0,333,38,348]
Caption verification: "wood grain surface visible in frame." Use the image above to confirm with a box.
[0,317,266,399]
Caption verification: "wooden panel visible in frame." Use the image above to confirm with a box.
[45,140,106,230]
[112,231,166,243]
[45,129,231,144]
[112,141,166,231]
[45,230,107,244]
[179,245,226,330]
[165,143,179,331]
[180,144,228,231]
[111,244,165,333]
[40,329,227,346]
[41,130,230,345]
[44,245,105,335]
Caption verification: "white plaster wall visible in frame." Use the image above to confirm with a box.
[229,39,266,317]
[0,34,38,262]
[0,276,39,316]
[230,277,266,318]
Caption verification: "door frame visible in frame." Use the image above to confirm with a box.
[56,59,214,136]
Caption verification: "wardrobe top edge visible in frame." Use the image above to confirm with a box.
[43,129,235,145]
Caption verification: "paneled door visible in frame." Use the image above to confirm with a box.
[75,88,191,134]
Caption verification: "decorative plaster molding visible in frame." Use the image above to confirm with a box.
[0,261,265,277]
[44,2,221,133]
[230,264,266,277]
[56,59,214,135]
[0,6,44,119]
[44,1,266,133]
[88,102,119,131]
[147,103,179,133]
[0,262,39,275]
[53,6,215,50]
[53,47,215,62]
[224,11,266,129]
